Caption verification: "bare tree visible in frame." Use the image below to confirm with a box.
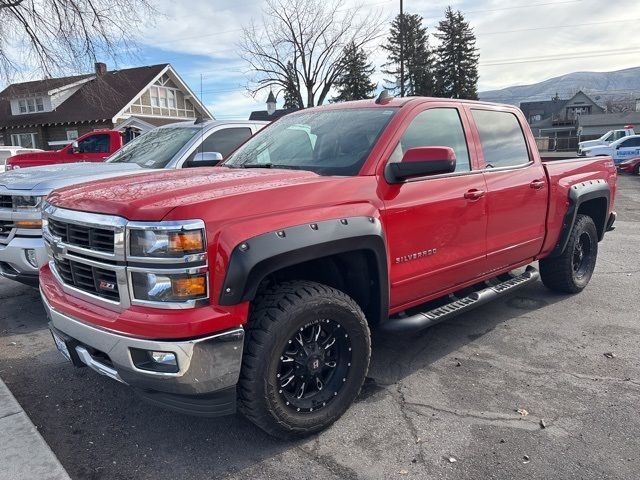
[0,0,157,82]
[605,97,635,113]
[240,0,385,108]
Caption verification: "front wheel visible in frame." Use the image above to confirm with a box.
[238,280,371,439]
[540,214,598,293]
[634,164,640,176]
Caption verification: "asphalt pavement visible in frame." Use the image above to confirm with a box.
[0,174,638,480]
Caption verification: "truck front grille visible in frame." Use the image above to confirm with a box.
[0,219,13,242]
[53,257,120,302]
[49,218,115,253]
[0,195,11,209]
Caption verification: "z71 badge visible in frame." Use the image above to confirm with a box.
[395,248,437,264]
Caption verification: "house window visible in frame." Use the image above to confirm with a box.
[149,85,178,111]
[529,114,542,123]
[11,133,37,148]
[16,97,45,114]
[66,129,79,141]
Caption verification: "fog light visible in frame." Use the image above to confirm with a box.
[150,351,177,365]
[130,348,179,373]
[25,249,38,268]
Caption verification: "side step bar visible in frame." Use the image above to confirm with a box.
[380,266,540,334]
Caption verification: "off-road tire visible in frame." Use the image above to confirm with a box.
[238,280,371,439]
[540,214,598,293]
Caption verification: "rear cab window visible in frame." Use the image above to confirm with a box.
[471,109,530,169]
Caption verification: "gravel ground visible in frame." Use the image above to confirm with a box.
[0,174,638,480]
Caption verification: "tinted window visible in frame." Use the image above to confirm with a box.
[78,134,110,153]
[390,108,471,172]
[620,137,640,148]
[472,110,530,168]
[107,127,200,168]
[225,109,396,176]
[187,127,252,162]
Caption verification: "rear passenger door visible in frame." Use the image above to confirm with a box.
[468,108,548,273]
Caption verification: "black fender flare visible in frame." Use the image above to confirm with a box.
[218,216,389,323]
[550,179,610,257]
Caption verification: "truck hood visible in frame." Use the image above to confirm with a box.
[7,150,63,165]
[579,139,604,149]
[0,162,144,194]
[47,167,343,221]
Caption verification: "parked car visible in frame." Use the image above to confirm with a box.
[617,156,640,175]
[578,125,635,154]
[40,97,616,439]
[5,130,125,170]
[0,146,43,172]
[581,134,640,164]
[0,120,266,286]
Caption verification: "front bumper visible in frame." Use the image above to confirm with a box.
[0,236,48,286]
[42,292,245,416]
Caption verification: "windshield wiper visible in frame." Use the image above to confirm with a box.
[239,163,300,170]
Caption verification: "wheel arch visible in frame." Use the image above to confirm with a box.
[219,216,389,325]
[550,179,610,257]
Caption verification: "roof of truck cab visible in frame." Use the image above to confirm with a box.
[156,119,269,129]
[300,96,517,112]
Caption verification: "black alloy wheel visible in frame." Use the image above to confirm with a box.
[277,319,352,413]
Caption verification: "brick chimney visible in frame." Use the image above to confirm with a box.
[94,62,107,76]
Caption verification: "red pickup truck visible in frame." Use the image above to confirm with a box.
[40,96,617,439]
[5,130,123,170]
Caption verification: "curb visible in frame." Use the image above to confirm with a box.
[0,378,71,480]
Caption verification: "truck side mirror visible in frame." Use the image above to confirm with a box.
[185,152,224,168]
[385,146,457,183]
[71,141,79,153]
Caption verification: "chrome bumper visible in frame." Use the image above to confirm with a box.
[41,293,245,396]
[0,236,48,285]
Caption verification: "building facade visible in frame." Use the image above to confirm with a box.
[0,63,212,149]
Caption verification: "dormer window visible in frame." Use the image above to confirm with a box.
[18,97,45,113]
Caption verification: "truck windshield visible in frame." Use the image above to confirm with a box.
[224,108,397,176]
[107,127,200,168]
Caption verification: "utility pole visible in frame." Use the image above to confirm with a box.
[399,0,405,97]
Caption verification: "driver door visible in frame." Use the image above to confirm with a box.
[380,104,488,310]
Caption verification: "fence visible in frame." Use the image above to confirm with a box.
[535,136,579,152]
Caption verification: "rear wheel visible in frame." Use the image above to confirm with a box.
[634,164,640,176]
[540,214,598,293]
[238,280,371,438]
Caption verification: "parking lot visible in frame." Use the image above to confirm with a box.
[0,174,638,480]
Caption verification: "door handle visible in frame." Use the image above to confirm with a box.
[530,179,545,190]
[464,189,485,201]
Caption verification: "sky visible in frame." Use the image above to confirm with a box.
[131,0,640,119]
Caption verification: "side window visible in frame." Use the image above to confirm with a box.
[613,131,625,141]
[188,127,252,162]
[391,108,471,173]
[620,137,640,148]
[78,134,110,153]
[471,110,530,168]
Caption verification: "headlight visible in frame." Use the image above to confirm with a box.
[131,271,207,303]
[129,224,205,258]
[13,196,43,211]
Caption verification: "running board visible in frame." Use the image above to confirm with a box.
[380,266,540,334]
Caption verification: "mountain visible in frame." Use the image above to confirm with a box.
[479,67,640,106]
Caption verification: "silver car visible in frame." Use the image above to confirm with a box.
[0,120,267,286]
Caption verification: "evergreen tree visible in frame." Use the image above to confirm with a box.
[282,61,303,109]
[332,42,377,102]
[433,7,479,100]
[381,13,435,96]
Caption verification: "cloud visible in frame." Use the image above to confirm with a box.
[136,0,640,116]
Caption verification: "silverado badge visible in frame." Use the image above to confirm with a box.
[395,248,437,264]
